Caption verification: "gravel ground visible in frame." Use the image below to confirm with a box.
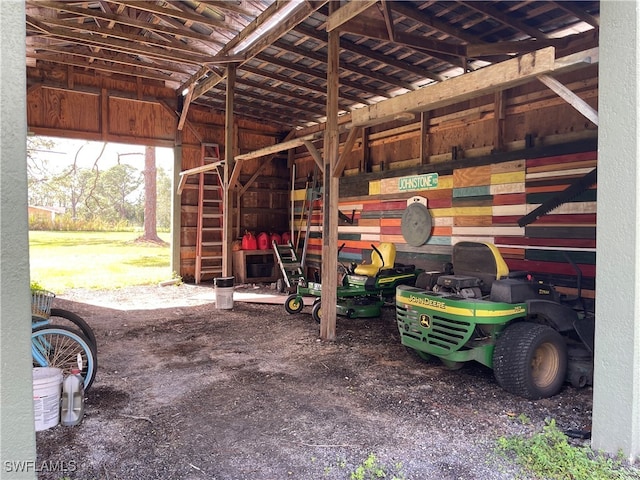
[34,283,596,480]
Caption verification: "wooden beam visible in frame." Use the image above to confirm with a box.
[419,112,430,165]
[326,0,377,32]
[537,74,599,126]
[333,127,361,178]
[176,161,224,194]
[380,1,395,42]
[193,70,225,100]
[239,156,274,196]
[493,90,505,152]
[235,133,322,161]
[303,140,325,174]
[351,47,559,128]
[223,65,235,277]
[320,1,341,341]
[177,87,194,131]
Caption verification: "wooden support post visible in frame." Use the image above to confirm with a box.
[493,90,505,152]
[223,65,236,277]
[419,111,430,164]
[320,1,340,341]
[360,127,370,173]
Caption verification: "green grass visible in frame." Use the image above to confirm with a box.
[496,419,640,480]
[29,231,173,293]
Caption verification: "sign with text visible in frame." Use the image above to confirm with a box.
[398,173,439,192]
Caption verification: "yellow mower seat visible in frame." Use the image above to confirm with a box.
[354,242,396,277]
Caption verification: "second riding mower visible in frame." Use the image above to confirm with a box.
[396,241,595,399]
[283,242,423,323]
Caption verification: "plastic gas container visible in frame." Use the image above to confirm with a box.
[270,232,282,246]
[281,232,291,245]
[257,232,270,250]
[242,231,257,250]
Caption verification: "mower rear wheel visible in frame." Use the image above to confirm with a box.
[311,301,322,323]
[284,294,304,314]
[493,322,567,399]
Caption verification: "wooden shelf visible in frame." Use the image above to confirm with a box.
[233,249,279,284]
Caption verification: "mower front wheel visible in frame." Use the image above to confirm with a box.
[311,301,322,323]
[493,322,567,400]
[284,294,304,314]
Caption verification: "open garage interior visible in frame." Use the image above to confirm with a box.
[3,0,640,477]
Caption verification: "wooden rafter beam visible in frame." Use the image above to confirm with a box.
[326,0,377,32]
[340,17,466,58]
[379,1,395,42]
[390,2,483,44]
[29,1,228,48]
[108,0,231,31]
[255,52,392,99]
[240,64,363,107]
[552,1,600,28]
[467,30,598,57]
[273,39,415,92]
[28,52,185,83]
[25,15,209,65]
[183,1,327,101]
[461,1,551,40]
[294,24,444,82]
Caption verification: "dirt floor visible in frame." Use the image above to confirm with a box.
[34,282,595,480]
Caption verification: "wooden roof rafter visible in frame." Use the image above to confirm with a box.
[25,0,600,136]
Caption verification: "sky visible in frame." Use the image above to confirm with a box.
[31,136,175,174]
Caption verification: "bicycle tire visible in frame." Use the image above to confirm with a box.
[32,325,98,391]
[47,308,97,351]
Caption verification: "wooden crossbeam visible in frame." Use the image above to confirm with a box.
[176,161,224,194]
[351,47,558,128]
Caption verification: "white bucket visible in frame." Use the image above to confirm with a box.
[33,367,63,432]
[214,277,235,310]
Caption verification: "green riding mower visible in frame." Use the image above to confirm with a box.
[284,242,423,322]
[395,241,595,399]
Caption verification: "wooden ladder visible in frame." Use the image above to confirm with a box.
[195,143,223,284]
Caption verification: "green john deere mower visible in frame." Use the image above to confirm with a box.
[283,242,423,322]
[396,241,595,399]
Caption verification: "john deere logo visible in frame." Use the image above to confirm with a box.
[420,314,431,328]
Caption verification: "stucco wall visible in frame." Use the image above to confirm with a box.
[0,1,38,478]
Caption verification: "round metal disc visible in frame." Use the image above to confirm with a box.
[401,202,433,247]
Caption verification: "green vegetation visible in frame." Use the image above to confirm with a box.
[29,231,172,293]
[350,454,405,480]
[496,419,640,480]
[321,454,405,479]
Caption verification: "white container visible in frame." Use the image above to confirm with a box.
[60,369,85,426]
[33,367,63,432]
[214,277,234,310]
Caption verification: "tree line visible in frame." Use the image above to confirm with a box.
[27,137,172,232]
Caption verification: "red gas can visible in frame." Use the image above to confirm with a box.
[270,232,282,246]
[257,232,270,250]
[242,231,257,250]
[281,232,291,245]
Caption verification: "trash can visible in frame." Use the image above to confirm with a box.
[214,277,235,310]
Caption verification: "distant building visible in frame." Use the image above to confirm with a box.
[28,205,65,221]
